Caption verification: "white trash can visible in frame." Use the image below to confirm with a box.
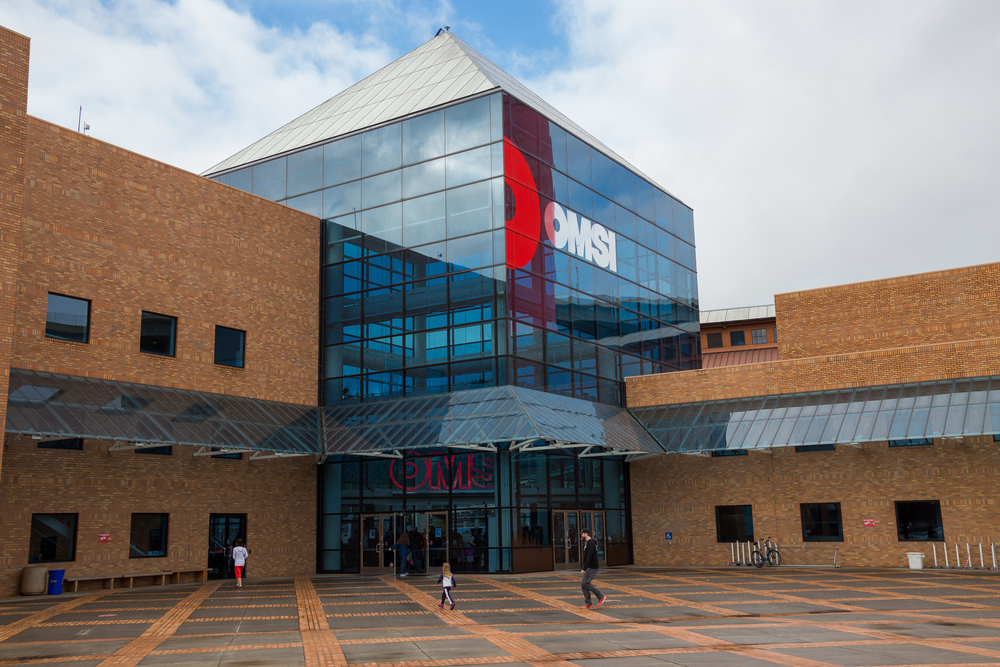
[906,552,925,569]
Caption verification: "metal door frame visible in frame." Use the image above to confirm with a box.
[360,513,399,575]
[207,513,247,580]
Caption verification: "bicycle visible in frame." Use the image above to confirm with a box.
[751,537,781,568]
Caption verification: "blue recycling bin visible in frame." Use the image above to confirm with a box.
[47,569,65,595]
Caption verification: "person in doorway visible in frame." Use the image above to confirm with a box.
[232,538,249,590]
[579,528,606,608]
[438,562,457,610]
[391,531,411,576]
[408,527,424,573]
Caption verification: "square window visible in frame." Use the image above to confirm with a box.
[706,333,723,349]
[715,505,753,542]
[129,513,169,558]
[38,438,83,450]
[140,311,176,357]
[45,293,90,343]
[214,326,246,368]
[801,502,843,542]
[729,330,746,346]
[136,446,172,456]
[896,500,944,541]
[29,513,77,563]
[751,328,767,344]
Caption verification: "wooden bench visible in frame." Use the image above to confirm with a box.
[65,574,117,593]
[120,571,172,588]
[170,568,209,585]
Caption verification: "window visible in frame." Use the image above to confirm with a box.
[896,500,944,541]
[706,333,723,349]
[45,293,90,343]
[29,513,77,563]
[38,438,83,450]
[795,444,836,452]
[136,446,172,456]
[729,330,745,346]
[140,311,176,357]
[214,326,246,368]
[130,513,168,558]
[801,503,843,542]
[716,505,753,542]
[211,448,243,460]
[711,450,747,457]
[751,328,767,344]
[773,327,778,343]
[889,438,933,447]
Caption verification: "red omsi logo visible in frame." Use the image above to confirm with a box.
[505,140,618,273]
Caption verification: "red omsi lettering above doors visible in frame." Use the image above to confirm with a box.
[504,140,618,273]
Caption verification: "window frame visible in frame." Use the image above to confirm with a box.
[751,328,767,345]
[136,446,173,456]
[705,332,723,349]
[139,311,177,357]
[895,500,944,542]
[715,505,754,543]
[729,330,746,347]
[129,513,169,559]
[45,293,91,344]
[37,438,83,451]
[800,502,844,542]
[214,325,247,369]
[29,513,78,563]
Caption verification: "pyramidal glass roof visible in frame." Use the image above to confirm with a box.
[203,31,670,195]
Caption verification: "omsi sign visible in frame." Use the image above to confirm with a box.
[544,202,618,273]
[389,454,494,493]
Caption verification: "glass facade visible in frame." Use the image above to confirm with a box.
[210,89,699,572]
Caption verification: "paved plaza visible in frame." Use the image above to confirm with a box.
[4,567,1000,666]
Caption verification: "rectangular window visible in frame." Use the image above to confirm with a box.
[214,326,246,368]
[29,513,77,563]
[130,513,168,558]
[45,293,90,343]
[706,332,723,349]
[795,444,836,452]
[136,446,172,456]
[140,311,176,357]
[729,330,746,346]
[711,450,747,457]
[38,438,83,450]
[715,505,753,542]
[896,500,944,541]
[773,327,778,343]
[751,328,767,344]
[889,438,933,447]
[801,503,843,542]
[211,448,243,460]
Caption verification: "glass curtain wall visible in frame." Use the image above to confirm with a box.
[318,451,630,573]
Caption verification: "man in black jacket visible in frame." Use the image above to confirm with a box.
[580,528,606,608]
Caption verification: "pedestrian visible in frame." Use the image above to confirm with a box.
[579,528,606,609]
[391,530,411,576]
[438,562,457,610]
[232,538,249,590]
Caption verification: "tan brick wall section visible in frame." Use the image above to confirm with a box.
[0,27,29,494]
[630,436,1000,568]
[0,439,316,596]
[776,262,1000,360]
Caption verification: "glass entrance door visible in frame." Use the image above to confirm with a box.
[553,511,606,570]
[425,512,448,570]
[360,514,399,574]
[208,514,246,580]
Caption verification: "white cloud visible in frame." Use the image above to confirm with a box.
[530,0,1000,307]
[5,0,392,172]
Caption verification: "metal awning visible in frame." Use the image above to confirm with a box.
[322,385,663,459]
[629,376,1000,454]
[5,368,320,457]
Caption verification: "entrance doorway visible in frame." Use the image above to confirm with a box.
[553,510,605,570]
[208,514,246,580]
[360,514,403,574]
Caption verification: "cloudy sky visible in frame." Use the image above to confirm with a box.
[5,0,998,309]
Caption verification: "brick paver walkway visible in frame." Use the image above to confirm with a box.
[4,567,1000,665]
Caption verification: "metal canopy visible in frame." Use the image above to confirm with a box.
[5,368,320,456]
[322,385,664,458]
[630,376,1000,454]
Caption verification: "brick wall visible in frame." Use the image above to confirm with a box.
[630,436,1000,568]
[0,26,29,488]
[0,439,316,596]
[776,262,1000,360]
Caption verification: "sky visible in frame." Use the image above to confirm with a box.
[5,0,999,310]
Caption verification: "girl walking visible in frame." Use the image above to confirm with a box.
[438,563,457,609]
[232,538,249,590]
